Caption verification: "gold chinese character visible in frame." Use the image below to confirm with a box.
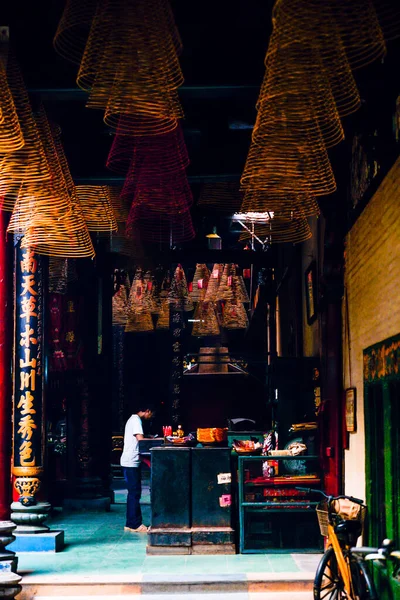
[65,331,75,343]
[20,297,37,323]
[20,250,37,274]
[20,369,36,392]
[20,325,38,348]
[19,348,37,369]
[19,440,35,466]
[20,275,38,297]
[18,414,37,440]
[67,301,75,313]
[17,391,36,415]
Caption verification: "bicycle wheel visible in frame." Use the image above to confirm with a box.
[314,547,374,600]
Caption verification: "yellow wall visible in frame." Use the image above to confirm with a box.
[343,156,400,500]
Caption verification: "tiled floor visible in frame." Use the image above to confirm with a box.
[16,502,321,582]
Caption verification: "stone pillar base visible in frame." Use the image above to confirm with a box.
[0,521,17,573]
[8,530,64,553]
[0,572,22,599]
[11,501,51,533]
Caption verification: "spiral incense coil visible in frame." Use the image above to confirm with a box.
[204,264,223,303]
[0,61,24,153]
[77,0,184,134]
[107,122,189,176]
[75,185,118,233]
[108,186,129,222]
[125,179,193,216]
[126,203,195,245]
[233,275,250,303]
[221,300,249,330]
[8,107,95,258]
[125,311,154,333]
[53,0,98,65]
[143,271,160,314]
[190,264,211,302]
[240,189,320,219]
[239,217,312,245]
[156,298,170,330]
[258,49,345,148]
[77,0,183,92]
[168,264,193,312]
[197,182,243,212]
[273,0,387,72]
[112,284,129,326]
[216,263,235,302]
[126,269,147,315]
[241,131,336,197]
[191,301,220,337]
[264,30,360,119]
[0,59,51,209]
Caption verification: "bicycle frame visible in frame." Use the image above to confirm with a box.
[327,522,353,597]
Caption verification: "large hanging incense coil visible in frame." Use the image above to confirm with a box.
[272,0,387,72]
[107,123,189,176]
[125,311,154,333]
[221,300,249,331]
[0,61,24,154]
[258,50,345,149]
[112,284,129,326]
[156,298,170,330]
[240,189,320,219]
[0,60,51,209]
[8,108,95,258]
[75,185,118,233]
[126,203,195,245]
[107,186,128,222]
[241,121,336,197]
[190,264,210,302]
[191,301,220,337]
[53,0,98,64]
[168,264,193,312]
[204,264,223,303]
[76,0,184,134]
[197,182,243,212]
[124,177,193,216]
[238,217,312,245]
[263,33,360,121]
[216,263,235,302]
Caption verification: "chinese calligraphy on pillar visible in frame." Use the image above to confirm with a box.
[12,244,44,505]
[170,310,183,425]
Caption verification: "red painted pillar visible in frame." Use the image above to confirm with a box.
[0,211,11,519]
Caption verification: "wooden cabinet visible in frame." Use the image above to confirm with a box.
[238,455,323,553]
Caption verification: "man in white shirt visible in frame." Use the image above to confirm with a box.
[120,406,154,532]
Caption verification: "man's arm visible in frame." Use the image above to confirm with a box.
[135,433,144,441]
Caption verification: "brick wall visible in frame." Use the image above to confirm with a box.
[343,156,400,500]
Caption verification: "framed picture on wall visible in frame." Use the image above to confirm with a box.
[305,260,317,324]
[345,388,357,433]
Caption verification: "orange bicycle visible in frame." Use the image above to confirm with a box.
[295,488,400,600]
